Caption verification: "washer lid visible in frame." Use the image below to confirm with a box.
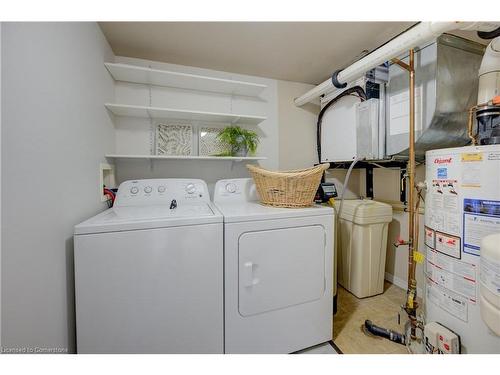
[74,203,221,235]
[214,201,333,223]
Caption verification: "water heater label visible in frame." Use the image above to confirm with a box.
[429,180,460,235]
[426,278,468,322]
[437,168,448,179]
[461,152,483,162]
[425,227,436,249]
[487,152,500,161]
[435,232,461,259]
[426,247,476,282]
[463,199,500,256]
[426,260,477,303]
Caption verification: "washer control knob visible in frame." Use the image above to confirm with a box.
[130,186,139,194]
[186,183,196,194]
[157,185,166,193]
[225,182,237,193]
[144,186,152,194]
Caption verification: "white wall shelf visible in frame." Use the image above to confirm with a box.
[105,154,267,161]
[105,103,267,126]
[105,62,267,97]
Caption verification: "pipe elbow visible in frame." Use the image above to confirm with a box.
[479,37,500,77]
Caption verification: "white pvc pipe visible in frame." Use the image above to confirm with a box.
[294,21,463,106]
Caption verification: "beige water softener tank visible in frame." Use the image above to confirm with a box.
[336,199,393,298]
[480,233,500,336]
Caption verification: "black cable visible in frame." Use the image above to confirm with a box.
[477,26,500,40]
[316,86,367,163]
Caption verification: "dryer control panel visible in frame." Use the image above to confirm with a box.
[214,178,260,204]
[115,179,210,207]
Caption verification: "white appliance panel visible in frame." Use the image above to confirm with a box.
[114,178,210,207]
[321,95,359,162]
[224,215,333,354]
[75,223,223,353]
[238,226,325,316]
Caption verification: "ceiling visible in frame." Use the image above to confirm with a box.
[99,22,485,85]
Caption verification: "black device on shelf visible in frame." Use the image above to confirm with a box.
[315,182,338,203]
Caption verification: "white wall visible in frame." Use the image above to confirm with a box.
[111,56,279,194]
[276,80,362,198]
[0,22,3,349]
[1,23,115,353]
[277,80,319,169]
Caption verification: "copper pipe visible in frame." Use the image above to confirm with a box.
[390,58,411,72]
[467,105,478,145]
[412,187,422,285]
[393,50,417,324]
[408,49,416,291]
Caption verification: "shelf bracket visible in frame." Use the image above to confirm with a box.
[365,165,374,199]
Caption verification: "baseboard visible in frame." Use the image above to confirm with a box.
[384,272,423,296]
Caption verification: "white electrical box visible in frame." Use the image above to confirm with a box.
[424,322,461,354]
[320,97,381,162]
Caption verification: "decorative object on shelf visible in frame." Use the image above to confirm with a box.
[247,163,330,208]
[216,126,259,157]
[156,124,193,156]
[199,127,231,156]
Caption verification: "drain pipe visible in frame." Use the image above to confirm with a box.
[364,320,406,345]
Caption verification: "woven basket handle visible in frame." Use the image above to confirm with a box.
[246,163,330,175]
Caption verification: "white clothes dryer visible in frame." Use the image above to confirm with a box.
[214,178,334,353]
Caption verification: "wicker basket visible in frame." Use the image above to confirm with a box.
[246,163,330,208]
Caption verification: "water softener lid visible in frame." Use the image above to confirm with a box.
[335,199,393,224]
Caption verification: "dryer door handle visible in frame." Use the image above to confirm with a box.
[243,261,258,287]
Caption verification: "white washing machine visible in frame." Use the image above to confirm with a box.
[214,178,334,353]
[74,179,223,353]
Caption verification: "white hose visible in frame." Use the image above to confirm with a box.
[336,157,360,220]
[332,157,360,299]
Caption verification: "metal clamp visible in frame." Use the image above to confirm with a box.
[331,70,347,89]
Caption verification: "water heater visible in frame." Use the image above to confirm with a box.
[424,144,500,353]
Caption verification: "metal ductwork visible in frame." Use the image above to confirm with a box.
[386,34,486,160]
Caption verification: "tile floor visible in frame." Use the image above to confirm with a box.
[332,282,411,354]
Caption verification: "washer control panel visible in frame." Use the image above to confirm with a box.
[214,178,260,203]
[115,179,210,207]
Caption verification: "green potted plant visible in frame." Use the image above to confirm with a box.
[216,126,259,157]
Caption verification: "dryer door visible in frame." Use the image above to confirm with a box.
[238,225,325,316]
